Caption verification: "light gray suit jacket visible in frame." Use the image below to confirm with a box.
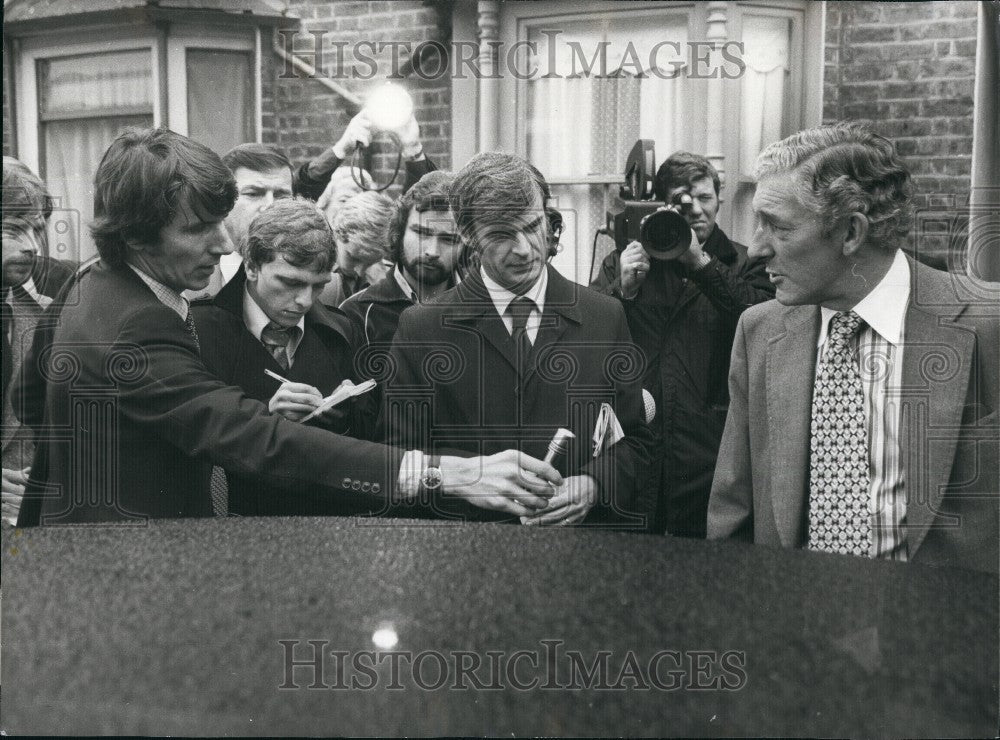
[707,256,998,573]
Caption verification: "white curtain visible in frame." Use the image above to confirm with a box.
[39,50,154,262]
[41,51,151,115]
[525,16,688,283]
[43,115,152,263]
[186,49,254,155]
[740,15,791,168]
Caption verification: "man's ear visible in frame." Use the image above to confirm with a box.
[841,213,869,258]
[243,259,259,282]
[124,237,149,254]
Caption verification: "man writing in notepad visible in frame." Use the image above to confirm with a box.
[387,153,656,528]
[17,129,562,526]
[191,196,381,516]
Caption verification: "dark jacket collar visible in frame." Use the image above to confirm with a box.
[702,224,738,264]
[357,268,465,307]
[353,272,413,307]
[211,266,355,344]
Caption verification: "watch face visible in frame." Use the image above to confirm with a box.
[422,467,443,490]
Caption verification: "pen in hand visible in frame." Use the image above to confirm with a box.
[264,368,291,384]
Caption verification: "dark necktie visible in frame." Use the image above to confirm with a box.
[507,296,535,378]
[260,322,298,371]
[808,310,870,556]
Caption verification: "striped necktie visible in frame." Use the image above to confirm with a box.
[260,322,298,371]
[185,311,227,516]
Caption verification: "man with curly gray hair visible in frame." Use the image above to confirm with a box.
[707,121,998,572]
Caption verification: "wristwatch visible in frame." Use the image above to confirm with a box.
[419,455,443,492]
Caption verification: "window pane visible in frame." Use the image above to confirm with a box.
[38,50,152,118]
[186,49,254,154]
[43,115,153,262]
[549,183,617,285]
[526,16,688,179]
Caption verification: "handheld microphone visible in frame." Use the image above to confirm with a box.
[543,428,576,466]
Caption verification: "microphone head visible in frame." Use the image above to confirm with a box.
[550,427,575,454]
[641,389,656,424]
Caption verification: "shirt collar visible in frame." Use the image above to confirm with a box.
[242,284,306,346]
[4,276,53,310]
[480,265,548,319]
[392,265,418,303]
[128,264,189,321]
[819,249,910,347]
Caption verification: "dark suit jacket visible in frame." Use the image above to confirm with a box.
[387,265,656,529]
[190,269,380,516]
[16,261,403,526]
[707,257,999,572]
[591,226,774,537]
[340,271,415,348]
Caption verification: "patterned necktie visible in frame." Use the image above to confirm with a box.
[508,296,535,377]
[260,322,297,371]
[808,310,871,556]
[183,313,201,353]
[183,312,227,516]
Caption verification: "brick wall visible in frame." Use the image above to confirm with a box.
[823,1,979,264]
[2,0,981,253]
[269,0,452,197]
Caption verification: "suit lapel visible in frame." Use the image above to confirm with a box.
[523,268,583,387]
[767,305,819,548]
[900,263,975,557]
[450,272,520,373]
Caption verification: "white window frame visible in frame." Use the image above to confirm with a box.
[15,28,164,177]
[451,0,825,257]
[15,23,263,177]
[165,24,260,141]
[498,0,698,178]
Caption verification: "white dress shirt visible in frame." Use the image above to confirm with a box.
[816,249,910,561]
[480,266,548,344]
[4,277,54,310]
[129,265,190,320]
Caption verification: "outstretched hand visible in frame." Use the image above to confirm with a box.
[438,450,562,517]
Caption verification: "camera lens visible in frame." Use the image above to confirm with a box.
[640,209,691,260]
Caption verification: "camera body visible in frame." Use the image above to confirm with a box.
[605,139,692,260]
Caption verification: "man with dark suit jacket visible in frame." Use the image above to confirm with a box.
[191,197,378,516]
[707,122,998,572]
[387,152,655,528]
[591,152,774,538]
[1,156,76,525]
[15,128,561,526]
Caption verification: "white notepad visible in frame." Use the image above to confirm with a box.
[300,378,377,423]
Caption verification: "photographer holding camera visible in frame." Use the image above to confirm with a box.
[591,151,773,538]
